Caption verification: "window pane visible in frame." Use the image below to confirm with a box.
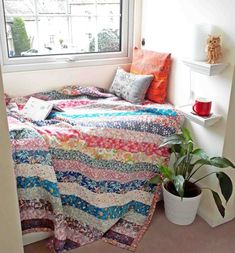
[97,1,121,16]
[95,17,120,52]
[37,0,66,14]
[37,17,70,55]
[68,0,96,15]
[3,0,34,15]
[71,17,93,53]
[2,0,122,58]
[71,16,120,53]
[68,1,121,17]
[5,16,37,57]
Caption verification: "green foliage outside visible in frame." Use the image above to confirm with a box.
[11,17,30,56]
[89,29,120,52]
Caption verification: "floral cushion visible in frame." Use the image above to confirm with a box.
[109,67,153,104]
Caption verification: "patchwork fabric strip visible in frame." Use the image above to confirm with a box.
[7,85,184,252]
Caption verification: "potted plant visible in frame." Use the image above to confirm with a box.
[150,128,235,225]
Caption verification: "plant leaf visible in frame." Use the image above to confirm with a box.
[210,157,235,168]
[149,175,162,185]
[159,134,184,148]
[193,157,235,169]
[216,172,233,203]
[193,158,211,166]
[171,144,181,153]
[159,166,174,180]
[182,127,192,141]
[192,149,209,159]
[173,175,185,198]
[174,155,187,173]
[187,164,195,177]
[187,140,194,153]
[211,190,225,218]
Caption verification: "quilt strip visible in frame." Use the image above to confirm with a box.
[7,85,183,252]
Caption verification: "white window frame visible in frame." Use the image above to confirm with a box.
[0,0,134,72]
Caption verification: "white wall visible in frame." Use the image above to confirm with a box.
[223,68,235,218]
[142,0,235,226]
[3,64,130,96]
[0,66,24,253]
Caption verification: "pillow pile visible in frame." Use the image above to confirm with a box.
[130,48,171,104]
[109,67,153,104]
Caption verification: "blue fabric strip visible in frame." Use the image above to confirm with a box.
[50,107,177,120]
[17,176,60,197]
[61,194,150,219]
[12,150,52,166]
[16,176,150,219]
[78,120,176,136]
[10,128,41,140]
[55,171,155,194]
[16,172,155,195]
[14,149,159,173]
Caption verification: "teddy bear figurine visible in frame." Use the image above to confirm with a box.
[206,35,222,64]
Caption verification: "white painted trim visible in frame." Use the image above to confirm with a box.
[176,104,222,127]
[2,55,132,73]
[23,232,53,246]
[0,0,135,73]
[0,66,24,252]
[133,0,143,48]
[182,59,229,76]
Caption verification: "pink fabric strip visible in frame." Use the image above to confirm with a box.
[39,127,170,157]
[53,159,158,182]
[11,138,47,151]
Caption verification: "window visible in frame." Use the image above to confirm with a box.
[0,0,134,71]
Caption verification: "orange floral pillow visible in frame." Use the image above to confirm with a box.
[130,48,171,104]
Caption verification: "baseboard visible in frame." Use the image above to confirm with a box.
[197,206,235,227]
[23,231,53,246]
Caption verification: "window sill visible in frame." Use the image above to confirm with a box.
[2,55,132,73]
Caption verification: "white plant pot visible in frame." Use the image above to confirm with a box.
[163,182,202,225]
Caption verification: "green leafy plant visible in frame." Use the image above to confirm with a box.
[150,127,235,217]
[89,28,120,52]
[11,17,31,56]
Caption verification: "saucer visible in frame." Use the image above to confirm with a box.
[191,111,213,118]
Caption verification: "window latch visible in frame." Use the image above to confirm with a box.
[66,57,76,62]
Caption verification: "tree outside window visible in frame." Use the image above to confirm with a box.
[11,17,31,56]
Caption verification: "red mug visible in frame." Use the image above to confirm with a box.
[192,98,212,116]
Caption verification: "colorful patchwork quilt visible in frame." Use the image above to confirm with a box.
[7,85,183,252]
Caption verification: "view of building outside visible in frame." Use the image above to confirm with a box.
[3,0,121,57]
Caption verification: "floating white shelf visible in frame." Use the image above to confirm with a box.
[177,104,222,127]
[182,59,228,76]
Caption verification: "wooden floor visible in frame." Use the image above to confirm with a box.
[24,202,235,253]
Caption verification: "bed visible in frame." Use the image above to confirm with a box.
[7,85,184,252]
